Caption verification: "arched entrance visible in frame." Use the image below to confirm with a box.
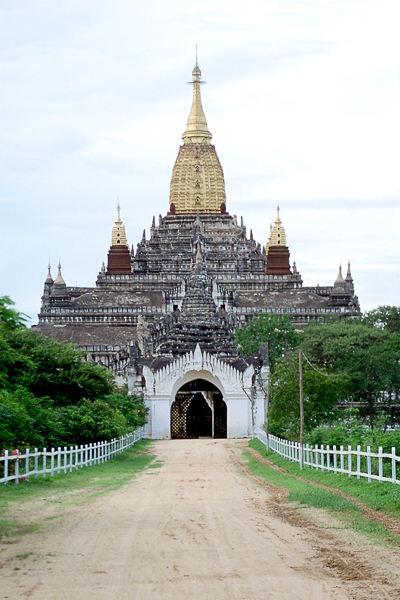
[171,379,227,439]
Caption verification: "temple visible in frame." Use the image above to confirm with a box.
[34,60,360,439]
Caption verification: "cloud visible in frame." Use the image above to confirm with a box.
[0,0,399,320]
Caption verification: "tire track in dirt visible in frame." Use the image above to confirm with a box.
[244,443,400,536]
[231,444,400,600]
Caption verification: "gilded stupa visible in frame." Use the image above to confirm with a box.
[169,58,227,214]
[106,205,131,275]
[265,206,291,275]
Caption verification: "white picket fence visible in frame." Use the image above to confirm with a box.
[254,427,400,485]
[0,427,145,485]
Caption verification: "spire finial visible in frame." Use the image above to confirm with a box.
[276,203,281,224]
[267,204,286,248]
[345,260,353,283]
[334,261,345,286]
[53,261,66,286]
[45,262,53,284]
[182,55,212,144]
[111,205,128,246]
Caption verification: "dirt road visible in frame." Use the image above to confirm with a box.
[1,440,399,599]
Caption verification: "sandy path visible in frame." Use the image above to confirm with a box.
[0,439,398,599]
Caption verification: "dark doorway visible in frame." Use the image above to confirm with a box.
[171,379,227,439]
[186,393,212,437]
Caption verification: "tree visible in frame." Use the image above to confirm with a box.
[0,296,28,332]
[234,313,297,370]
[0,321,147,449]
[269,357,341,440]
[2,330,115,404]
[298,316,400,428]
[362,305,400,334]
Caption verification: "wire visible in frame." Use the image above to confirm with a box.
[302,352,336,378]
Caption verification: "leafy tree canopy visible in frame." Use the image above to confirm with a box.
[265,307,400,438]
[0,296,28,332]
[0,311,147,449]
[234,313,297,370]
[298,315,400,427]
[361,305,400,333]
[270,357,342,440]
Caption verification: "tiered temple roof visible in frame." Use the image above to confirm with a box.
[34,59,360,376]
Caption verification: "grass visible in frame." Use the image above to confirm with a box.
[249,438,400,516]
[243,445,400,548]
[0,440,156,541]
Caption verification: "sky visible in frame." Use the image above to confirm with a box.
[0,0,399,324]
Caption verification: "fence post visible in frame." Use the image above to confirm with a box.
[378,447,383,482]
[333,445,337,474]
[348,445,352,477]
[57,447,61,475]
[356,445,361,480]
[315,445,318,469]
[320,445,324,471]
[15,451,19,484]
[62,447,66,473]
[340,445,344,473]
[367,446,371,483]
[326,445,330,471]
[43,448,47,478]
[392,447,397,484]
[69,447,74,472]
[50,448,55,477]
[25,448,30,481]
[4,450,9,483]
[34,448,38,478]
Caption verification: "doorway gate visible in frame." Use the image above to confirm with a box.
[171,379,227,439]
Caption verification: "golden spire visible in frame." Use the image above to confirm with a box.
[169,59,227,214]
[111,204,128,247]
[182,55,212,144]
[266,205,287,249]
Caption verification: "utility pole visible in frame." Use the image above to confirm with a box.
[265,375,270,451]
[283,350,304,469]
[298,350,304,469]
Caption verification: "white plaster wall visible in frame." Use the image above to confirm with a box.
[142,346,261,439]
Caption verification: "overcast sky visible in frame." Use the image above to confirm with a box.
[1,0,399,324]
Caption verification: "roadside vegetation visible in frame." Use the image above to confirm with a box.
[0,296,147,451]
[235,306,400,443]
[249,438,400,516]
[0,440,156,541]
[245,440,400,548]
